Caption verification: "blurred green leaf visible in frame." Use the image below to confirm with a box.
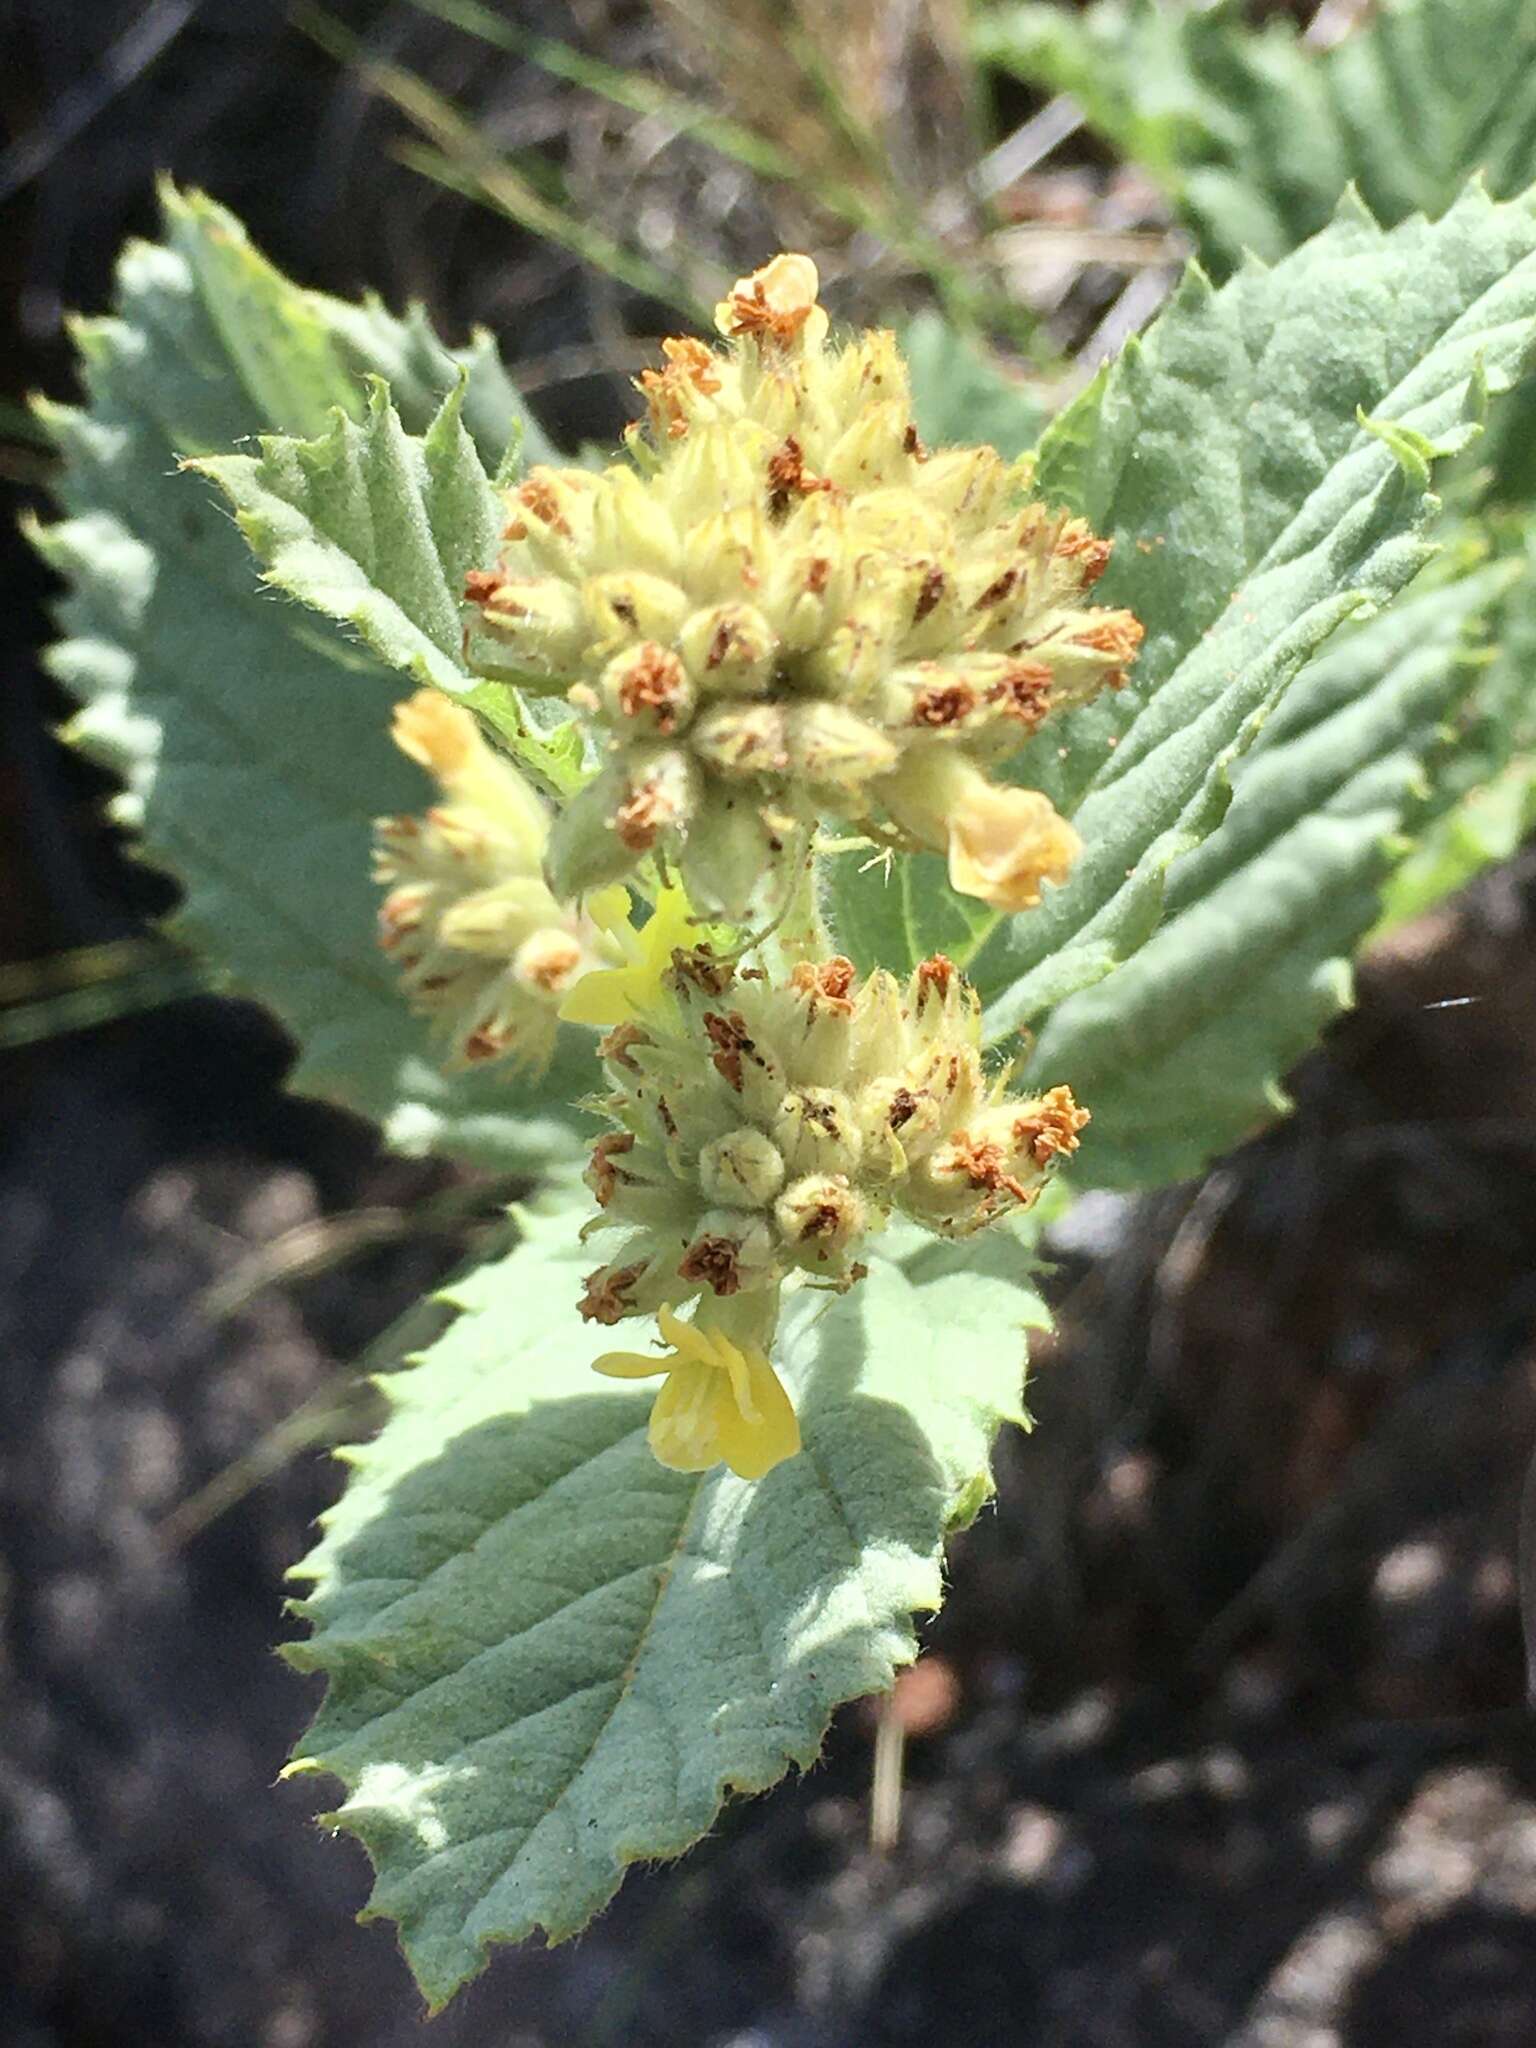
[901,310,1046,460]
[979,0,1536,277]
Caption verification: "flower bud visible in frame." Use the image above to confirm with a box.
[855,1074,945,1175]
[690,701,790,779]
[774,1173,868,1265]
[591,466,682,581]
[677,798,785,925]
[543,770,648,901]
[510,928,584,996]
[699,1127,787,1208]
[677,1210,778,1296]
[904,1090,1089,1235]
[785,702,900,788]
[373,691,618,1073]
[466,574,586,676]
[599,642,695,737]
[583,571,691,650]
[677,603,775,694]
[578,1250,673,1325]
[771,1087,863,1178]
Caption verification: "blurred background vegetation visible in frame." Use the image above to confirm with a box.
[4,3,1536,2044]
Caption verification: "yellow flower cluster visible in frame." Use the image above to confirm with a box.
[373,692,625,1070]
[465,254,1142,919]
[573,929,1086,1476]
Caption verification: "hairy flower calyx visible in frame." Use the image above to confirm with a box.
[578,944,1088,1472]
[373,691,625,1071]
[464,254,1142,919]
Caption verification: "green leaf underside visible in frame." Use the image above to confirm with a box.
[1020,565,1508,1185]
[978,0,1536,277]
[35,183,589,1170]
[960,185,1536,1067]
[287,1207,1039,2003]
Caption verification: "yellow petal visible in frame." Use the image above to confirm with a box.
[711,1350,801,1480]
[591,1349,668,1380]
[657,1304,719,1367]
[647,1359,731,1471]
[557,964,636,1027]
[636,885,698,970]
[586,884,634,937]
[946,786,1081,911]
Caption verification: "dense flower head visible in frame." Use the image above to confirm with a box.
[576,939,1088,1342]
[464,254,1143,919]
[373,691,625,1070]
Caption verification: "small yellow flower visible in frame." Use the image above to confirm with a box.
[374,691,625,1070]
[557,883,699,1028]
[714,252,826,348]
[883,750,1081,912]
[945,783,1081,913]
[592,1305,801,1479]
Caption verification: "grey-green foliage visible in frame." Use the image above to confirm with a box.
[1377,528,1536,926]
[978,0,1536,277]
[32,183,594,1171]
[1020,565,1511,1183]
[286,1207,1039,2003]
[829,184,1536,1185]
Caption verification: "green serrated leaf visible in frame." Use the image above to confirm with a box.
[286,1206,1042,2002]
[978,0,1536,278]
[1021,565,1509,1185]
[34,182,591,1171]
[191,378,495,695]
[966,184,1536,1054]
[1373,521,1536,925]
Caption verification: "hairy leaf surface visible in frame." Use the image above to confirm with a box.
[287,1208,1039,2002]
[34,184,589,1168]
[963,185,1536,1056]
[1019,566,1510,1184]
[1375,527,1536,926]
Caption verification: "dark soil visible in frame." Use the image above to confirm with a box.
[3,6,1535,2043]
